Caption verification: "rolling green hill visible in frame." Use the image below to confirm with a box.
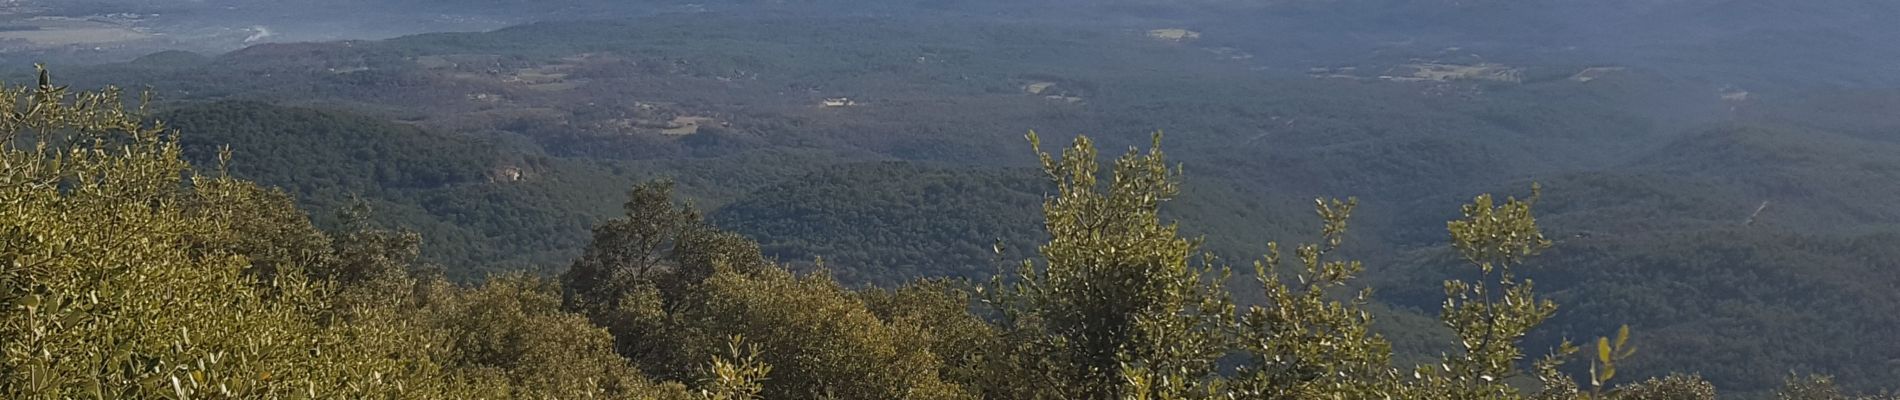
[162,101,867,278]
[1369,121,1900,395]
[710,163,1047,284]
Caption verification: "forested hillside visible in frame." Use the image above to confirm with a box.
[161,101,607,276]
[9,2,1900,395]
[8,81,1896,398]
[156,100,871,277]
[1363,120,1900,393]
[708,163,1047,284]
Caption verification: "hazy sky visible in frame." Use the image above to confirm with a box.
[7,0,1896,88]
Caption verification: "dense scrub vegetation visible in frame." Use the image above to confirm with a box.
[709,162,1047,285]
[6,77,1898,398]
[151,100,868,278]
[0,74,682,398]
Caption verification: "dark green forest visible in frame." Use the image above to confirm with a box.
[7,3,1900,398]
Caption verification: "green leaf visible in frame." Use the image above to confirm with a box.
[1615,324,1630,349]
[1597,337,1611,364]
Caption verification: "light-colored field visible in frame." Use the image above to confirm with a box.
[416,54,505,70]
[1146,28,1200,41]
[525,81,583,92]
[1394,63,1522,83]
[444,63,582,91]
[1209,47,1253,60]
[661,116,718,136]
[510,65,583,91]
[1023,81,1056,95]
[506,69,569,85]
[1570,66,1626,83]
[416,56,456,69]
[0,18,149,46]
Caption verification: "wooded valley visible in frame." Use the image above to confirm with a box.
[6,1,1900,398]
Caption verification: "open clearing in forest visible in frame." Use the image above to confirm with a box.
[661,116,718,135]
